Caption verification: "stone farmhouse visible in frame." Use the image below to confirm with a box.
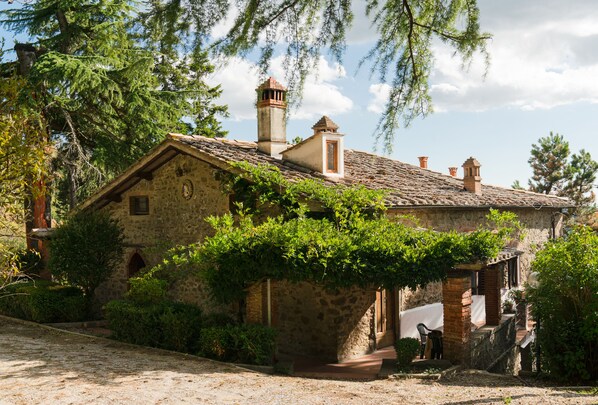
[79,77,571,366]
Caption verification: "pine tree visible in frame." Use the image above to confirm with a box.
[563,149,598,208]
[0,0,227,211]
[528,132,570,195]
[525,132,597,210]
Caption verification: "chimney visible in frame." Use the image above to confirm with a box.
[418,156,428,169]
[462,157,482,194]
[312,115,339,135]
[449,167,458,177]
[256,77,287,158]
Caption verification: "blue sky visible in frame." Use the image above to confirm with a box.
[2,0,598,190]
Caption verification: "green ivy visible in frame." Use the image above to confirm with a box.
[147,164,518,304]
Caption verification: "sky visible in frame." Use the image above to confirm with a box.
[2,0,598,190]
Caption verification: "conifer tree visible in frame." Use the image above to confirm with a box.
[0,0,227,211]
[528,132,570,195]
[525,132,597,210]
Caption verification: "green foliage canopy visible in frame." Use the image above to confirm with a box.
[149,164,515,304]
[0,0,227,209]
[527,226,598,381]
[49,211,124,297]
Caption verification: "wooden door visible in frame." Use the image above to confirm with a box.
[375,288,396,347]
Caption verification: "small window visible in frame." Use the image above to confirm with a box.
[130,196,149,215]
[507,257,519,288]
[326,140,338,173]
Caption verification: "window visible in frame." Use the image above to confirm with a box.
[507,257,519,288]
[326,140,338,173]
[130,196,149,215]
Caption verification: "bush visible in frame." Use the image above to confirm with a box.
[49,211,123,298]
[105,300,202,352]
[15,249,43,277]
[0,281,87,322]
[104,300,164,347]
[527,226,598,381]
[159,302,203,352]
[201,312,237,328]
[394,337,420,368]
[126,277,167,306]
[197,324,277,365]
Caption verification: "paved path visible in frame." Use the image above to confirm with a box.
[0,317,596,405]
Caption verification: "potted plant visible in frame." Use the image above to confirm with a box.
[502,299,515,314]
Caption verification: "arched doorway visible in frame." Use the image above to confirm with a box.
[127,252,146,278]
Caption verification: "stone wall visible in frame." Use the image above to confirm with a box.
[95,153,230,313]
[470,315,517,371]
[272,281,377,362]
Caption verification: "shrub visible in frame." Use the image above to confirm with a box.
[0,281,87,322]
[201,312,237,328]
[197,324,277,365]
[394,337,420,368]
[104,300,164,347]
[159,302,203,352]
[105,300,202,352]
[15,249,43,277]
[49,211,123,298]
[527,226,598,381]
[126,277,167,306]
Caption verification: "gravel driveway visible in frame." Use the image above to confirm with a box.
[0,316,595,405]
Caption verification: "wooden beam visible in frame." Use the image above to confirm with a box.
[453,263,485,271]
[107,194,122,203]
[138,171,153,181]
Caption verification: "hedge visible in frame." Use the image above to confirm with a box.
[104,300,203,353]
[0,281,87,323]
[105,299,276,365]
[197,324,277,365]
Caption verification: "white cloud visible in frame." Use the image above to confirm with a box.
[428,0,598,112]
[367,83,391,114]
[208,55,353,121]
[207,57,260,121]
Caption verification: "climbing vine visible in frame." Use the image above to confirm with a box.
[149,164,520,303]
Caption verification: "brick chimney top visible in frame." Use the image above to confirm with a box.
[256,77,287,109]
[449,167,458,177]
[257,77,287,91]
[462,157,481,194]
[418,156,428,169]
[312,115,339,135]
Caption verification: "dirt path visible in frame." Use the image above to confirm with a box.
[0,317,595,405]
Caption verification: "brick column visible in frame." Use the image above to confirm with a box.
[484,266,502,326]
[442,272,472,365]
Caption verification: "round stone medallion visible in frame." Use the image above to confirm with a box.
[182,179,194,200]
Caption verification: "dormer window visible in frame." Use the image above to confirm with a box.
[326,140,339,173]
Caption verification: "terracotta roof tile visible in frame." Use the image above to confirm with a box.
[257,77,286,91]
[172,134,572,209]
[312,116,339,130]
